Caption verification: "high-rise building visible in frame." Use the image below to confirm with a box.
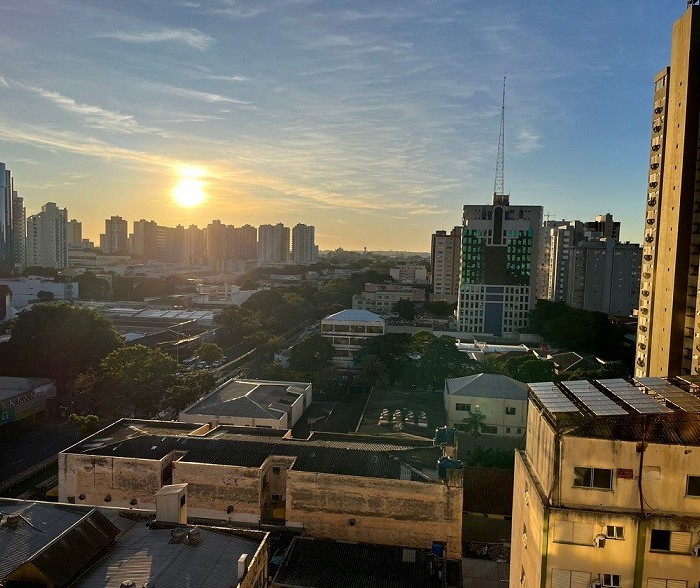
[66,219,82,247]
[26,202,68,269]
[183,224,206,266]
[291,223,316,264]
[431,227,461,303]
[258,223,290,264]
[456,198,542,336]
[0,163,14,273]
[131,219,158,259]
[636,5,700,378]
[230,224,257,261]
[12,192,25,271]
[100,216,128,254]
[567,239,642,316]
[205,220,229,270]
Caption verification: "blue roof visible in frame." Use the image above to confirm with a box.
[323,309,385,323]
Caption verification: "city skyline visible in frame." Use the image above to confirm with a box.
[0,1,687,250]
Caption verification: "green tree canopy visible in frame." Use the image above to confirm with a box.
[392,299,416,320]
[69,413,101,439]
[289,334,334,372]
[355,353,389,389]
[425,300,454,317]
[164,371,218,413]
[6,303,123,378]
[195,342,224,364]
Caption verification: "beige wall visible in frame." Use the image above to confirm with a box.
[524,400,558,498]
[445,394,526,435]
[285,469,463,559]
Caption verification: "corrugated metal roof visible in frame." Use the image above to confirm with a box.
[322,309,385,323]
[273,537,443,588]
[445,373,527,400]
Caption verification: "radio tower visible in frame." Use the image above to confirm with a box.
[493,76,509,206]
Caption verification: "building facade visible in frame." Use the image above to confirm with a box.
[431,227,462,303]
[352,283,426,316]
[457,199,543,336]
[258,223,290,264]
[389,264,428,285]
[292,223,316,264]
[511,376,700,588]
[321,309,385,369]
[0,163,14,273]
[99,216,128,254]
[66,219,82,247]
[26,202,68,269]
[12,192,25,271]
[636,6,700,378]
[567,238,642,316]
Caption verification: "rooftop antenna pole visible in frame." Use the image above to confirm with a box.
[493,76,508,206]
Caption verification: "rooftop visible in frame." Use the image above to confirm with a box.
[181,378,311,420]
[64,420,440,482]
[322,308,385,324]
[0,376,55,402]
[528,377,700,444]
[445,373,527,400]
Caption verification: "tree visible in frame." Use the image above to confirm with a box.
[392,299,416,320]
[36,290,55,302]
[477,355,506,375]
[426,300,454,317]
[164,371,217,413]
[69,413,101,439]
[195,342,224,364]
[5,303,124,379]
[355,354,389,389]
[76,271,111,300]
[418,336,476,389]
[512,359,555,383]
[353,333,412,387]
[462,409,487,437]
[289,334,334,372]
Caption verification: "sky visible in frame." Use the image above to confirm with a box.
[0,0,688,251]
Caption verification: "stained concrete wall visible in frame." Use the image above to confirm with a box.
[285,469,463,559]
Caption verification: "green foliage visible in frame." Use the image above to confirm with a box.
[461,409,487,437]
[511,359,555,383]
[69,413,101,439]
[355,354,389,388]
[289,334,334,372]
[194,342,224,364]
[5,303,123,378]
[464,446,515,469]
[425,300,454,317]
[36,290,55,302]
[164,371,217,412]
[76,271,111,300]
[391,299,416,320]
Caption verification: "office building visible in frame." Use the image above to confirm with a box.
[389,264,428,284]
[352,283,426,316]
[321,309,385,369]
[637,6,700,377]
[0,163,14,273]
[511,376,700,588]
[456,198,542,336]
[99,216,128,254]
[12,192,25,270]
[291,223,316,264]
[26,202,68,269]
[66,218,82,247]
[258,223,290,264]
[431,227,461,303]
[567,238,642,316]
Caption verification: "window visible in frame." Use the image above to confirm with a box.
[551,570,591,588]
[646,580,688,588]
[606,525,624,540]
[687,475,700,497]
[649,529,691,553]
[481,425,498,434]
[505,406,516,415]
[456,403,471,412]
[603,574,621,588]
[553,520,593,545]
[573,467,613,490]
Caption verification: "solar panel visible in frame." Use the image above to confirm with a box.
[636,378,700,412]
[559,381,628,417]
[596,378,672,414]
[529,382,580,414]
[676,374,700,387]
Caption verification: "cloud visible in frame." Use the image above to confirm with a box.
[203,75,250,82]
[96,28,214,51]
[513,128,542,154]
[146,82,254,105]
[0,75,8,87]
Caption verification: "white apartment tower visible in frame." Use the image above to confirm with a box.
[26,202,68,269]
[99,216,128,254]
[292,223,316,264]
[258,223,290,264]
[431,227,461,303]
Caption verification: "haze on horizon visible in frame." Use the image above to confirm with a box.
[0,1,684,250]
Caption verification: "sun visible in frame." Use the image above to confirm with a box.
[172,164,208,208]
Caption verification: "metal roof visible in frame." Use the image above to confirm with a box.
[445,373,527,400]
[528,382,579,414]
[635,378,700,412]
[322,309,385,323]
[596,378,671,414]
[559,381,628,417]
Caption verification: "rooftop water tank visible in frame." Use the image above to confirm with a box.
[434,427,456,446]
[437,456,463,480]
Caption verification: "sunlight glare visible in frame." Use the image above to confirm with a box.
[172,164,208,208]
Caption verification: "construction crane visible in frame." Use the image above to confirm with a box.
[493,76,509,206]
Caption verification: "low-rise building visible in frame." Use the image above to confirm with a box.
[511,376,700,588]
[0,277,78,308]
[321,309,385,369]
[352,283,426,316]
[389,264,428,284]
[59,420,463,558]
[179,378,312,429]
[0,376,57,436]
[444,373,527,436]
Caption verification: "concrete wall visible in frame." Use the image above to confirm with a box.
[285,469,463,559]
[179,411,285,429]
[445,393,526,436]
[238,533,270,588]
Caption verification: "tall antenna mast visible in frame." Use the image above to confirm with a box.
[493,76,509,206]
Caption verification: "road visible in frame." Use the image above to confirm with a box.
[0,418,76,484]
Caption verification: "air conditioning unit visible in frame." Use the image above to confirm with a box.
[594,534,606,549]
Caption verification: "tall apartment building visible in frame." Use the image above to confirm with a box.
[258,223,290,264]
[12,192,25,271]
[205,220,229,270]
[636,6,700,378]
[456,198,542,336]
[431,227,461,303]
[567,239,642,316]
[66,219,82,247]
[291,223,316,264]
[26,202,68,269]
[230,224,258,261]
[512,376,700,588]
[0,163,14,273]
[99,216,128,254]
[131,219,158,259]
[183,224,206,266]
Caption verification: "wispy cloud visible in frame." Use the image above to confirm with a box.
[145,82,254,105]
[96,28,214,51]
[203,75,250,82]
[513,128,541,155]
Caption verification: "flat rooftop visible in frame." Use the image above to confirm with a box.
[64,420,441,482]
[0,377,55,402]
[528,377,700,444]
[182,379,310,420]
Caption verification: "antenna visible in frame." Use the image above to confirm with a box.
[493,76,509,206]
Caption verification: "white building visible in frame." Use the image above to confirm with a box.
[100,216,128,254]
[26,202,68,269]
[431,227,461,303]
[258,223,290,264]
[321,309,385,369]
[444,373,527,436]
[352,283,426,316]
[0,277,78,308]
[389,265,428,284]
[292,223,316,264]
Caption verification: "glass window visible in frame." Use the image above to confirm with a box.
[602,574,620,588]
[505,406,516,415]
[687,475,700,496]
[606,525,624,540]
[455,403,471,412]
[650,529,670,551]
[573,467,613,490]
